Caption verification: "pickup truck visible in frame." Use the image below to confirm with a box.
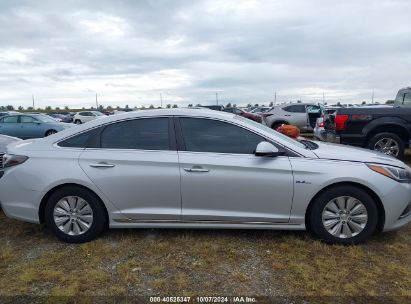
[324,88,411,159]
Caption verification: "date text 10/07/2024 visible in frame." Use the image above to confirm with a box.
[149,296,257,303]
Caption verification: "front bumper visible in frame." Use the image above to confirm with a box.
[381,181,411,232]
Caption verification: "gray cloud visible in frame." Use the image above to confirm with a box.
[0,0,410,108]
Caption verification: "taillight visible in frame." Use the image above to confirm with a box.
[335,114,349,131]
[318,121,324,128]
[2,154,29,169]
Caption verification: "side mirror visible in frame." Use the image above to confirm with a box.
[255,141,286,157]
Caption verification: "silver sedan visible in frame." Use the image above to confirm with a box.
[0,109,410,244]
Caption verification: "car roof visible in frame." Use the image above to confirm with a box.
[38,108,235,141]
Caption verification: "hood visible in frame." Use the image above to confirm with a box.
[312,141,408,168]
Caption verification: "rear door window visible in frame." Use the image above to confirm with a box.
[1,116,18,123]
[283,105,306,113]
[58,128,101,148]
[100,118,170,150]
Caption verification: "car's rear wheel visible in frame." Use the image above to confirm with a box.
[45,129,57,136]
[74,119,82,124]
[367,132,404,159]
[44,186,107,243]
[308,185,378,244]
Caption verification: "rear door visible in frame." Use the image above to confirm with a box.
[282,105,308,130]
[177,117,294,223]
[0,116,20,138]
[79,117,182,220]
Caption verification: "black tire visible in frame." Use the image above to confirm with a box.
[367,132,405,159]
[74,119,82,124]
[44,186,107,243]
[272,122,287,130]
[45,129,57,137]
[308,185,379,245]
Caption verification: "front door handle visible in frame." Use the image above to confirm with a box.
[89,162,115,168]
[183,166,209,173]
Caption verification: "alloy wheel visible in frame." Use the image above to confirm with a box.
[373,138,399,156]
[53,196,94,236]
[321,196,368,239]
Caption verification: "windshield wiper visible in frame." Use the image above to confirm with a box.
[299,140,318,150]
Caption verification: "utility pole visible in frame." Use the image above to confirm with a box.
[216,92,219,105]
[160,93,163,108]
[95,93,98,109]
[274,91,277,105]
[32,95,35,109]
[322,90,325,104]
[371,90,374,103]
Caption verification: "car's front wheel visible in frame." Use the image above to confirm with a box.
[308,185,379,244]
[44,186,107,243]
[74,119,82,124]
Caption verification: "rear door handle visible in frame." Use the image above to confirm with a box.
[89,162,115,168]
[183,166,209,173]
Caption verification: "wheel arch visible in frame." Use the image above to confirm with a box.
[271,120,289,129]
[44,129,57,136]
[39,183,109,226]
[305,181,385,233]
[365,122,411,145]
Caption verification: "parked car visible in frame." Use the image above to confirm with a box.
[49,113,73,123]
[313,117,326,141]
[224,107,262,123]
[0,114,72,139]
[313,108,339,141]
[0,108,410,244]
[201,105,225,111]
[73,111,106,124]
[263,103,324,132]
[250,107,270,114]
[324,89,411,159]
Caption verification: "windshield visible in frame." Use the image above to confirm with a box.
[35,114,59,123]
[234,116,306,149]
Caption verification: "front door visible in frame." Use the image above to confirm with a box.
[79,117,181,220]
[177,117,294,223]
[19,115,44,139]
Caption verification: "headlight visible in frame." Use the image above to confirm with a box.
[367,164,411,183]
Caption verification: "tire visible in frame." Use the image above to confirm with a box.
[44,186,107,243]
[45,129,57,137]
[74,119,82,124]
[367,132,404,159]
[272,122,287,130]
[308,185,378,245]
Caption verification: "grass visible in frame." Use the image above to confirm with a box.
[0,153,410,300]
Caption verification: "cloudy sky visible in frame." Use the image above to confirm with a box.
[0,0,410,109]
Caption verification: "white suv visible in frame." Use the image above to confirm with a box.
[73,111,105,124]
